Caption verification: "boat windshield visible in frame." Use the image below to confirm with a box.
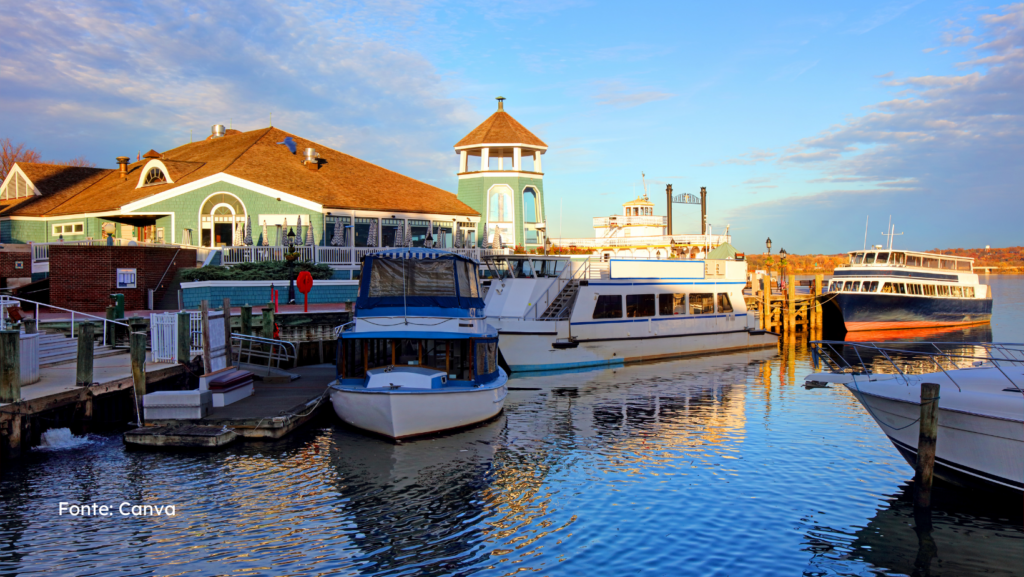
[863,252,876,264]
[369,259,456,297]
[874,251,890,265]
[851,252,864,265]
[510,259,535,278]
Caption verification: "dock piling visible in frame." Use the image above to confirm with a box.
[241,305,252,336]
[129,317,147,415]
[200,301,212,374]
[914,382,940,509]
[177,311,191,364]
[0,330,21,403]
[222,298,233,364]
[76,322,95,386]
[761,275,770,331]
[105,305,116,346]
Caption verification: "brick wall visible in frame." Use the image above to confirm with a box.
[0,250,32,287]
[50,246,197,312]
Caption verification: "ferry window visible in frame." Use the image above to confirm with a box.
[923,258,939,269]
[593,295,623,319]
[893,252,906,266]
[875,252,890,265]
[852,253,864,265]
[659,294,685,315]
[843,281,853,291]
[906,255,921,267]
[957,261,972,271]
[964,286,975,298]
[863,253,876,264]
[941,259,955,270]
[881,282,895,294]
[863,281,878,292]
[690,293,714,315]
[717,293,733,313]
[852,281,861,291]
[510,259,535,278]
[910,284,922,295]
[923,285,937,296]
[396,339,419,365]
[937,285,950,296]
[950,286,962,297]
[897,283,907,294]
[626,294,656,318]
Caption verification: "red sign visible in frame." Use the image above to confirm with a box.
[297,271,314,312]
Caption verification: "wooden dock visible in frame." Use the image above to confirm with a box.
[125,364,336,448]
[745,273,825,340]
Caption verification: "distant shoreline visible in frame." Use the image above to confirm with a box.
[754,267,1023,276]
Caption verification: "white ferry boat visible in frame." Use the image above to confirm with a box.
[482,255,777,372]
[330,248,508,439]
[822,248,992,332]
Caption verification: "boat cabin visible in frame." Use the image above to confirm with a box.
[845,250,974,272]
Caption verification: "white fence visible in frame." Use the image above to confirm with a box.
[150,312,203,363]
[220,245,512,266]
[548,234,731,249]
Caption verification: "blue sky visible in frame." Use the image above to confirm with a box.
[2,0,1021,253]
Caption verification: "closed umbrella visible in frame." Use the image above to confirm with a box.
[261,221,269,246]
[394,222,404,247]
[330,220,344,246]
[366,220,377,247]
[244,215,253,246]
[424,227,434,249]
[405,222,413,247]
[454,223,463,249]
[305,223,314,246]
[296,215,303,245]
[280,218,287,246]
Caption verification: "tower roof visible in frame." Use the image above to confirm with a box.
[455,99,547,149]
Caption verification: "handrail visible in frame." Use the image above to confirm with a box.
[0,294,131,346]
[155,248,182,291]
[230,333,297,369]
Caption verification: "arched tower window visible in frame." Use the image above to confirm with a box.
[143,167,167,185]
[523,187,538,223]
[488,186,513,223]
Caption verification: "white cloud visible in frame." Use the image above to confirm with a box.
[593,81,674,108]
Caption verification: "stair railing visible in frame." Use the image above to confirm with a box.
[522,259,591,321]
[0,294,130,344]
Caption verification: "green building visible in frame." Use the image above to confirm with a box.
[455,98,548,249]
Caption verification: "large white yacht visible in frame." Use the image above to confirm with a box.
[482,254,777,372]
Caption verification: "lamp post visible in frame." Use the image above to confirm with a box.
[765,237,772,254]
[286,227,297,304]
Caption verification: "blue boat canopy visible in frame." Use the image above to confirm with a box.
[356,249,486,314]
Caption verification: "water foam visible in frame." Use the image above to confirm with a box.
[35,428,93,451]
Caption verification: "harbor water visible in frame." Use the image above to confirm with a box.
[1,276,1021,576]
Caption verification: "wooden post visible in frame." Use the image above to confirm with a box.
[761,275,770,331]
[222,298,233,366]
[105,305,116,345]
[914,382,941,509]
[814,274,823,332]
[128,316,147,405]
[241,305,253,336]
[261,306,274,339]
[76,322,95,386]
[23,319,36,335]
[391,339,396,365]
[787,274,796,338]
[200,301,212,374]
[445,340,450,375]
[177,311,191,364]
[0,330,21,403]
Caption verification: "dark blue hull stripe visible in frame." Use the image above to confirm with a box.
[888,436,1023,491]
[832,269,960,281]
[821,293,992,325]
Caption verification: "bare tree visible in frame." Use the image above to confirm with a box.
[1,138,96,181]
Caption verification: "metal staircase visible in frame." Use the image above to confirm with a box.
[539,280,581,320]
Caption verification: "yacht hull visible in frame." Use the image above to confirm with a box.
[822,293,992,331]
[844,380,1023,493]
[330,370,508,439]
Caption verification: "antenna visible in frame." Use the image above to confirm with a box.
[863,215,869,250]
[641,172,648,197]
[882,221,903,250]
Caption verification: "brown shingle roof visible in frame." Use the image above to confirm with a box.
[0,165,110,217]
[455,111,547,148]
[5,127,478,218]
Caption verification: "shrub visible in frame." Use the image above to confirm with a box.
[181,260,335,282]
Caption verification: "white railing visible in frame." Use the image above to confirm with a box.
[593,215,667,228]
[31,239,189,262]
[0,294,130,344]
[549,234,731,249]
[223,245,512,266]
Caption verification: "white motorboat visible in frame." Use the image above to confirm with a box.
[806,341,1024,493]
[482,254,777,372]
[330,248,507,439]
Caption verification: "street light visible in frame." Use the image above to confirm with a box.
[780,248,787,257]
[765,237,772,254]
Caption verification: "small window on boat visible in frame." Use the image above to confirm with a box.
[717,293,733,313]
[957,261,972,271]
[626,294,656,318]
[964,286,975,298]
[457,261,480,298]
[911,284,923,295]
[941,259,956,270]
[863,253,876,264]
[893,252,906,266]
[875,252,889,265]
[852,253,864,265]
[923,285,937,296]
[906,255,921,267]
[950,286,962,297]
[843,281,853,291]
[690,293,714,315]
[923,257,939,269]
[659,294,685,315]
[863,281,878,292]
[897,283,907,294]
[881,282,895,294]
[593,295,623,319]
[851,281,861,291]
[937,285,950,296]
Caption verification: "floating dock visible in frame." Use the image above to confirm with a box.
[124,364,335,448]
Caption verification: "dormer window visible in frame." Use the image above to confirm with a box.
[143,167,168,185]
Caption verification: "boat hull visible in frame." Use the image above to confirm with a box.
[844,382,1023,493]
[822,293,992,332]
[498,328,778,372]
[330,371,508,439]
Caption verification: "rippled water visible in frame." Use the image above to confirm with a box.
[1,277,1021,576]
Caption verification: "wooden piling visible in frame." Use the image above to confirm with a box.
[23,319,36,335]
[201,301,212,374]
[129,317,147,403]
[761,275,770,331]
[241,305,253,336]
[76,322,95,386]
[0,330,21,403]
[177,311,191,364]
[222,298,233,364]
[813,275,823,331]
[105,305,116,345]
[914,382,940,509]
[786,275,796,337]
[261,306,274,340]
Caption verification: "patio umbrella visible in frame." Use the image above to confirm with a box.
[305,223,314,246]
[366,220,377,247]
[261,221,269,246]
[405,222,412,247]
[281,218,287,246]
[330,220,344,246]
[244,215,253,246]
[490,230,502,250]
[424,227,434,249]
[296,215,303,245]
[393,222,404,247]
[454,223,463,249]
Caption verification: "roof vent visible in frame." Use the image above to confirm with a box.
[303,148,320,171]
[211,124,226,138]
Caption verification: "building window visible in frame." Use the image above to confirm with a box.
[52,222,84,236]
[143,167,168,185]
[1,172,32,199]
[523,187,538,223]
[488,185,514,223]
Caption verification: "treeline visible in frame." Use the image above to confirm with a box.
[745,246,1024,274]
[1,137,94,180]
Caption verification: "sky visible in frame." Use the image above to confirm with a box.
[1,0,1021,254]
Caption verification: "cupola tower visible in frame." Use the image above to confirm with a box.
[455,97,547,248]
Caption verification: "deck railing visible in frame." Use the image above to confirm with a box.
[221,246,512,266]
[548,234,731,249]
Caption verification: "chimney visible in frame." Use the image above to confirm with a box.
[665,184,673,236]
[303,148,320,171]
[496,96,505,111]
[116,156,130,180]
[211,124,226,138]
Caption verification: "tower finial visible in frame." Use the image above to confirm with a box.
[496,96,506,111]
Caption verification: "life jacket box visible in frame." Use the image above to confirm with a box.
[199,367,254,408]
[142,390,212,420]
